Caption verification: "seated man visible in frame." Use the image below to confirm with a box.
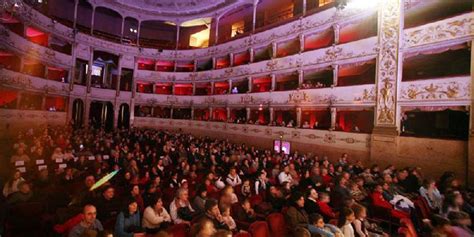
[198,199,229,231]
[94,185,120,223]
[68,204,104,237]
[7,181,34,205]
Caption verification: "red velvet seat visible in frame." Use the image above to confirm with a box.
[399,218,417,237]
[266,213,288,237]
[233,231,251,237]
[167,223,190,237]
[248,221,270,237]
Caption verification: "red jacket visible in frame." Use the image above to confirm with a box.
[317,201,336,219]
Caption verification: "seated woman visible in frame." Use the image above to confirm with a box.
[352,204,388,237]
[419,179,443,212]
[337,208,356,237]
[142,195,171,234]
[114,197,143,237]
[308,213,343,237]
[285,192,310,234]
[234,198,257,224]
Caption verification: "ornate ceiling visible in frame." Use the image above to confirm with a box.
[90,0,252,23]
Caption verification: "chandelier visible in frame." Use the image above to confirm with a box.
[0,0,25,16]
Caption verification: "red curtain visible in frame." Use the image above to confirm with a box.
[0,89,18,107]
[45,96,66,111]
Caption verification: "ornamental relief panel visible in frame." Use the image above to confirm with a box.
[404,13,473,48]
[0,69,69,96]
[374,0,402,126]
[400,77,471,101]
[134,117,371,151]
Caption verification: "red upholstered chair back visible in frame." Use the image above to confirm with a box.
[167,223,190,237]
[248,221,270,237]
[266,213,288,237]
[233,232,252,237]
[400,218,417,237]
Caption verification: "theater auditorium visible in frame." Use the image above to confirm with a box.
[0,0,473,236]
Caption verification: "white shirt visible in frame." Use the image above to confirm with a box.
[142,206,171,229]
[341,222,355,237]
[226,174,242,187]
[278,171,293,185]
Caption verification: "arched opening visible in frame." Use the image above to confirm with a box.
[89,101,114,131]
[118,103,130,129]
[72,99,84,129]
[93,7,123,43]
[76,0,93,34]
[123,17,139,45]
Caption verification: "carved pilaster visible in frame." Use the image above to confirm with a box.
[468,40,474,188]
[330,107,336,130]
[374,0,403,131]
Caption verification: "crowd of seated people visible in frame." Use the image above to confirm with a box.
[0,125,473,237]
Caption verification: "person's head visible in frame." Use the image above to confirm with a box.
[447,211,471,227]
[283,165,290,173]
[125,197,138,215]
[130,184,140,196]
[176,188,189,201]
[307,188,318,200]
[423,179,436,189]
[241,199,252,211]
[293,227,311,237]
[243,179,250,186]
[102,186,115,200]
[319,192,330,203]
[382,182,390,190]
[338,207,355,227]
[229,167,237,176]
[309,213,325,228]
[83,204,97,225]
[85,175,96,188]
[197,186,208,198]
[151,195,164,211]
[352,204,367,220]
[290,192,305,208]
[374,184,383,193]
[192,219,216,237]
[204,199,220,218]
[13,170,21,180]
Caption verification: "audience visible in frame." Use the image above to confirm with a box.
[0,125,472,237]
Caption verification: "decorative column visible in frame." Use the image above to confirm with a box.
[252,1,258,32]
[209,107,213,121]
[229,53,234,67]
[330,107,336,130]
[269,107,274,123]
[72,0,79,30]
[120,17,125,42]
[192,83,196,95]
[226,107,231,121]
[246,107,250,121]
[84,98,91,127]
[16,92,22,109]
[271,42,277,58]
[191,107,195,120]
[333,23,340,45]
[90,6,96,35]
[116,54,123,96]
[214,17,220,45]
[296,107,302,128]
[247,76,252,93]
[67,97,75,123]
[210,81,215,95]
[137,21,141,46]
[172,83,176,95]
[69,43,77,91]
[299,34,305,53]
[176,25,180,50]
[152,83,156,94]
[298,69,304,88]
[302,0,307,16]
[468,39,474,187]
[228,79,232,93]
[129,58,138,127]
[370,0,403,167]
[332,64,338,86]
[113,99,119,128]
[249,48,254,63]
[87,47,94,93]
[212,57,216,70]
[41,95,46,110]
[193,59,198,72]
[270,74,276,91]
[170,107,174,119]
